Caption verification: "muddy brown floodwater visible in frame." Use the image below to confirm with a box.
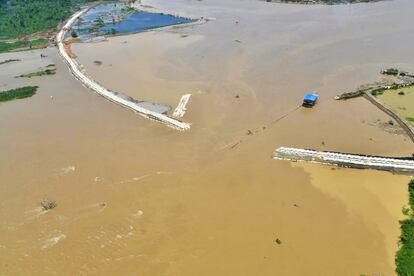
[2,0,414,275]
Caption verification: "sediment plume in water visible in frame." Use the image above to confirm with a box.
[2,0,414,274]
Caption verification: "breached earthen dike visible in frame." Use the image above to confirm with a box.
[273,147,414,174]
[56,7,191,131]
[4,0,414,274]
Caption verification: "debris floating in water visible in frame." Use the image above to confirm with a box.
[133,210,144,218]
[42,234,66,249]
[40,198,57,211]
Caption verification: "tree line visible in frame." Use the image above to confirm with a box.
[0,0,93,38]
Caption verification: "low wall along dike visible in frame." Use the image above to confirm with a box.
[273,147,414,174]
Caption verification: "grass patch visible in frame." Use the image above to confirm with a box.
[406,117,414,123]
[16,68,56,78]
[0,38,47,53]
[0,58,20,65]
[396,180,414,275]
[0,86,38,102]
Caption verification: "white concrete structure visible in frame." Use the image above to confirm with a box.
[56,7,191,130]
[173,94,191,118]
[273,147,414,174]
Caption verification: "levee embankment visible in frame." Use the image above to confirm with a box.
[56,6,191,130]
[273,147,414,174]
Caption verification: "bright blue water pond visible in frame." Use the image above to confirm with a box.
[100,12,193,34]
[72,3,194,41]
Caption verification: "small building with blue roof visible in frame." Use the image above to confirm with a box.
[303,93,318,107]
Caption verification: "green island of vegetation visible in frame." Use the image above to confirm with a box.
[15,65,56,78]
[396,180,414,275]
[0,86,38,102]
[0,58,20,65]
[0,38,47,54]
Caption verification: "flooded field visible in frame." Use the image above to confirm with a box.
[2,0,414,274]
[378,86,414,123]
[71,2,194,41]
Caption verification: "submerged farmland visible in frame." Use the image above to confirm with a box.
[70,2,194,41]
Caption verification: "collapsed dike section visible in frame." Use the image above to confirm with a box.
[56,8,191,131]
[273,147,414,174]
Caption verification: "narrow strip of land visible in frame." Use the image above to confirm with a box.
[273,147,414,174]
[56,7,191,131]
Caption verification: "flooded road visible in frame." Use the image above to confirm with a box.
[1,0,414,274]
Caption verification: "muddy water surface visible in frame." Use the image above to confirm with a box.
[1,0,414,275]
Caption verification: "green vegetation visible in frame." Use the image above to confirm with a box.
[383,68,414,78]
[370,87,386,96]
[0,0,110,52]
[0,86,38,102]
[335,90,364,100]
[403,206,411,216]
[406,117,414,123]
[94,17,105,27]
[336,69,414,100]
[382,68,400,76]
[0,58,20,65]
[0,0,94,39]
[16,66,56,78]
[121,6,136,13]
[0,38,47,53]
[396,180,414,275]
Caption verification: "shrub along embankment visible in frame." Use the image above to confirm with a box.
[396,180,414,275]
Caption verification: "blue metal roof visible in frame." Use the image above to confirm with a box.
[304,93,318,102]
